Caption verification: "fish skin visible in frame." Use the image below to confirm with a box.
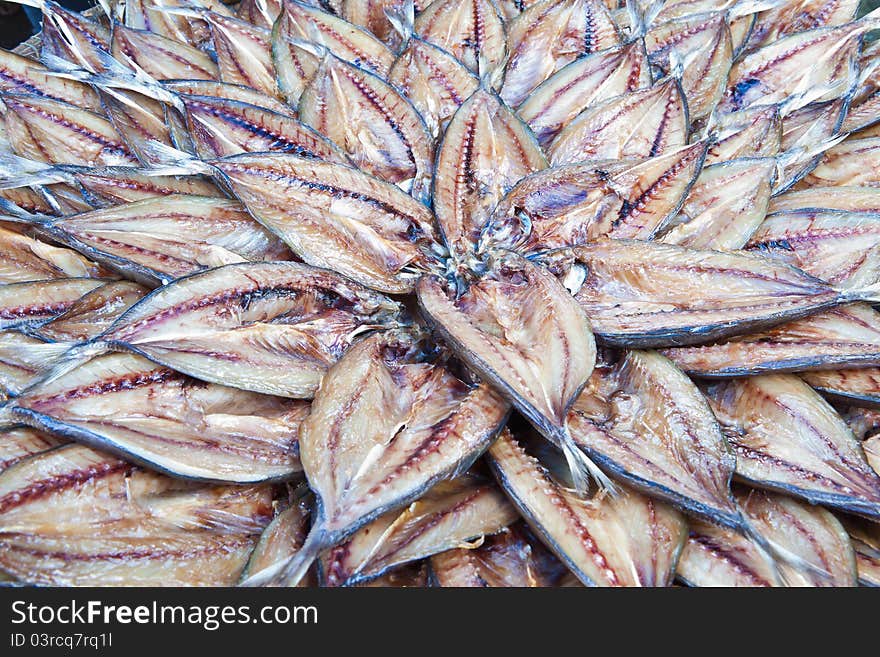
[769,186,880,214]
[97,261,404,398]
[179,94,349,163]
[659,157,777,250]
[2,94,138,167]
[22,194,293,286]
[718,19,867,114]
[252,329,509,586]
[645,12,734,120]
[388,38,480,140]
[278,0,395,77]
[417,253,601,490]
[797,137,880,188]
[747,209,880,289]
[552,239,855,348]
[548,77,690,165]
[162,80,296,118]
[429,521,576,587]
[210,152,442,294]
[568,350,742,529]
[516,40,651,147]
[0,443,274,585]
[110,22,219,82]
[5,352,308,483]
[204,11,280,99]
[0,279,106,330]
[415,0,508,78]
[500,0,620,108]
[0,427,66,473]
[298,53,435,201]
[663,303,880,377]
[486,428,687,587]
[319,475,518,586]
[432,88,547,266]
[0,48,102,112]
[705,374,880,519]
[803,367,880,409]
[0,225,105,283]
[486,143,708,254]
[678,487,858,587]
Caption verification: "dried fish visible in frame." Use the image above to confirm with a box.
[0,223,104,283]
[678,487,858,587]
[486,143,707,253]
[838,515,880,586]
[429,521,573,587]
[0,443,274,585]
[240,491,315,586]
[163,80,295,117]
[0,426,66,473]
[501,0,619,108]
[0,278,106,330]
[517,41,651,146]
[417,253,606,491]
[705,374,880,519]
[298,52,434,200]
[110,23,218,81]
[552,239,870,347]
[663,303,880,377]
[568,350,741,527]
[0,47,102,111]
[2,352,308,483]
[86,261,404,397]
[487,428,687,586]
[242,329,509,586]
[203,11,279,98]
[769,186,880,214]
[415,0,507,77]
[797,137,880,188]
[432,88,546,265]
[209,152,441,294]
[320,475,517,586]
[4,195,292,286]
[270,13,320,109]
[548,78,689,165]
[803,368,880,408]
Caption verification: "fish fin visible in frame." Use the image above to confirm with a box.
[0,153,73,189]
[557,426,617,497]
[728,0,785,20]
[386,0,415,43]
[137,140,215,177]
[29,341,113,391]
[625,0,663,38]
[0,198,49,225]
[774,132,848,183]
[240,526,327,587]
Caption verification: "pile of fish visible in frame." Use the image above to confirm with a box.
[0,0,879,587]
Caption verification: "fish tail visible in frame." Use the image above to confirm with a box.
[624,0,664,38]
[557,426,617,497]
[0,152,74,189]
[138,140,215,177]
[0,198,49,226]
[727,0,785,20]
[0,401,18,430]
[240,526,326,587]
[740,516,830,586]
[386,0,415,43]
[34,341,113,390]
[847,280,880,303]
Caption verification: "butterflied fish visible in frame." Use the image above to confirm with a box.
[242,329,509,586]
[677,487,858,587]
[663,303,880,377]
[769,186,880,214]
[208,152,442,294]
[549,239,873,347]
[0,47,102,112]
[0,223,104,283]
[797,137,880,188]
[485,143,708,253]
[432,88,546,267]
[2,352,308,483]
[487,428,687,586]
[86,261,404,397]
[744,0,861,51]
[298,51,434,200]
[837,515,880,586]
[417,253,606,492]
[6,194,293,286]
[429,521,574,587]
[516,40,651,146]
[0,278,106,330]
[501,0,620,108]
[803,368,880,408]
[319,475,518,586]
[705,374,880,519]
[270,11,320,109]
[203,11,279,98]
[414,0,507,78]
[163,79,296,117]
[0,426,66,473]
[0,443,274,585]
[548,77,689,165]
[110,22,219,81]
